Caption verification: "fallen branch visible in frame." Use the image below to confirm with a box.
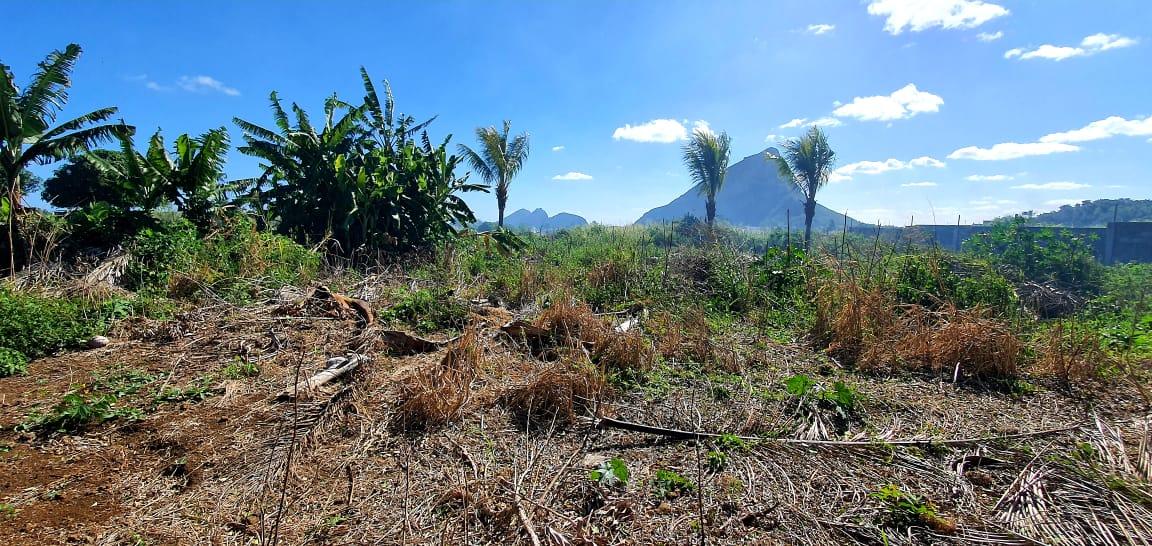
[592,415,1088,447]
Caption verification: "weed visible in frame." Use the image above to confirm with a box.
[0,503,16,517]
[652,469,695,499]
[716,433,748,451]
[154,376,218,404]
[19,391,140,433]
[221,359,260,379]
[706,450,728,472]
[0,288,119,359]
[871,484,954,533]
[0,347,28,377]
[380,287,469,333]
[589,457,630,487]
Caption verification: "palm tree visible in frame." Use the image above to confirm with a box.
[234,92,366,247]
[1,43,133,273]
[681,128,732,230]
[768,126,836,252]
[458,121,529,227]
[92,128,230,231]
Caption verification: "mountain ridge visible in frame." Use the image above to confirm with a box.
[634,148,858,229]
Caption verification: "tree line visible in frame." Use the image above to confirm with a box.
[3,43,840,275]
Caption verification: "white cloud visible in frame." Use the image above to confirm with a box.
[552,172,594,181]
[551,145,565,152]
[176,75,240,96]
[1039,115,1152,143]
[832,84,943,122]
[977,31,1003,42]
[902,181,938,187]
[965,174,1013,181]
[779,117,843,129]
[1011,182,1091,190]
[807,24,836,35]
[867,0,1009,35]
[612,119,687,143]
[764,134,782,143]
[1005,33,1138,61]
[691,120,714,136]
[831,155,946,182]
[612,119,709,143]
[909,156,946,168]
[948,141,1080,160]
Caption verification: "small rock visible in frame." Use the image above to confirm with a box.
[86,336,110,349]
[656,501,673,514]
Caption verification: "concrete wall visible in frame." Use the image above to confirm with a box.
[849,222,1152,264]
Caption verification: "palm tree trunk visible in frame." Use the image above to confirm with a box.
[706,197,716,229]
[497,202,505,228]
[6,174,20,276]
[803,198,816,253]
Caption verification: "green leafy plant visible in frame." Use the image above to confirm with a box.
[871,484,952,532]
[652,469,695,499]
[19,391,139,433]
[0,347,28,377]
[589,457,630,487]
[154,376,218,404]
[221,359,260,379]
[706,450,728,472]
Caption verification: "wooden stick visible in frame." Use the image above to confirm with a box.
[274,354,365,400]
[592,415,1089,447]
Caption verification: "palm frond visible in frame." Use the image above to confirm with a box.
[18,122,132,166]
[233,117,286,146]
[457,144,495,186]
[37,107,120,141]
[15,43,81,132]
[1,63,22,142]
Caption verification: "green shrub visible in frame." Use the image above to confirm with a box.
[963,217,1103,292]
[123,219,199,291]
[0,348,29,377]
[0,289,120,359]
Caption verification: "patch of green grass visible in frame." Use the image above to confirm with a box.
[379,287,469,333]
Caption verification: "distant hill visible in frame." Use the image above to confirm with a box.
[634,148,858,230]
[1012,199,1152,227]
[502,208,588,232]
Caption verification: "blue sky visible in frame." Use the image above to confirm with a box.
[8,0,1151,225]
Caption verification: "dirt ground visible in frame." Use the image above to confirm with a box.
[1,293,1150,545]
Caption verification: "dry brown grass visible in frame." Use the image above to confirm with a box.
[649,308,714,364]
[1034,322,1112,383]
[502,356,608,428]
[814,278,1022,379]
[392,328,481,430]
[533,294,654,374]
